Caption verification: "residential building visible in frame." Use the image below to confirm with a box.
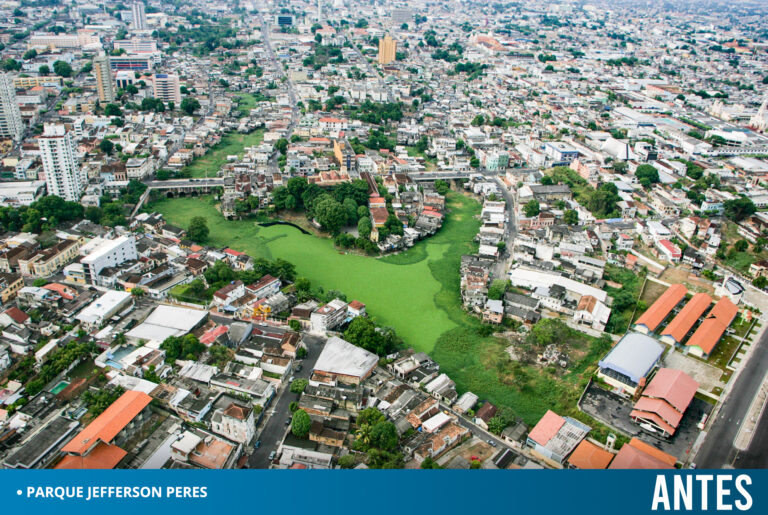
[81,236,138,284]
[630,368,699,438]
[0,73,23,141]
[93,54,115,103]
[151,74,182,104]
[378,35,397,65]
[131,2,147,31]
[39,124,84,202]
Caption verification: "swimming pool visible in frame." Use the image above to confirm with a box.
[50,380,70,395]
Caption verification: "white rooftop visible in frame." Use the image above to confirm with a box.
[313,336,378,379]
[127,305,208,345]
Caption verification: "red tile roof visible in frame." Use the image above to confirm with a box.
[3,307,29,324]
[61,391,152,455]
[635,284,687,332]
[528,410,565,446]
[641,368,699,413]
[660,292,712,343]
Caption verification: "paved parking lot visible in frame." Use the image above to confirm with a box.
[579,383,713,460]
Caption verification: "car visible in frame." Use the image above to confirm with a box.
[254,440,261,449]
[286,418,291,425]
[268,451,276,461]
[487,439,497,447]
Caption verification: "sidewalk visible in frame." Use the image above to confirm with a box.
[733,370,768,451]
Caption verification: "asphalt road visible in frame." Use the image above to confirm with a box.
[694,324,768,468]
[246,335,326,469]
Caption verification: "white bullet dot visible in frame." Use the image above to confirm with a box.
[16,490,22,495]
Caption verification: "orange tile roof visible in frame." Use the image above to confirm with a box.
[61,390,152,454]
[635,284,687,332]
[567,440,614,469]
[528,410,565,446]
[609,438,676,469]
[54,442,127,469]
[685,297,738,355]
[660,292,712,342]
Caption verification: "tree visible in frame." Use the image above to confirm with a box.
[434,179,449,195]
[274,138,289,155]
[487,416,507,434]
[563,209,579,225]
[357,216,372,239]
[187,216,209,242]
[487,280,509,300]
[23,49,37,60]
[370,421,398,452]
[338,455,356,468]
[753,276,767,289]
[344,317,401,356]
[723,197,756,222]
[180,97,201,115]
[53,60,73,77]
[290,378,308,394]
[38,64,50,75]
[635,164,659,188]
[357,407,386,427]
[160,334,205,361]
[291,409,311,438]
[99,139,114,155]
[289,319,301,331]
[343,197,358,225]
[313,196,347,234]
[524,199,540,218]
[104,103,122,117]
[131,287,145,297]
[734,239,749,252]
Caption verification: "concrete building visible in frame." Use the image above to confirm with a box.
[81,235,138,284]
[75,290,133,329]
[93,54,115,103]
[151,73,181,104]
[113,38,157,53]
[0,73,23,141]
[131,2,147,31]
[309,299,348,334]
[39,124,84,202]
[312,336,378,386]
[378,35,397,65]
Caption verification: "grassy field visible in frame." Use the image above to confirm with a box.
[182,129,265,178]
[152,192,481,353]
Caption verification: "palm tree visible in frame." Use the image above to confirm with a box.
[356,423,373,447]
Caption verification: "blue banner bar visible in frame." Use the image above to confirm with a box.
[0,470,763,515]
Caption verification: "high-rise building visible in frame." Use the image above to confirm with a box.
[151,73,181,104]
[131,2,147,31]
[93,55,115,103]
[0,73,23,141]
[39,124,84,202]
[378,35,397,65]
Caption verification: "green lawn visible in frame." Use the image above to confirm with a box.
[153,193,481,353]
[182,129,265,178]
[234,93,273,118]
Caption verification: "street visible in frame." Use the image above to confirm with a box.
[246,335,325,469]
[693,322,768,468]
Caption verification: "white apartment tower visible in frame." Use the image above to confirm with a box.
[151,73,181,104]
[39,124,84,202]
[93,54,115,103]
[131,2,147,31]
[0,73,23,141]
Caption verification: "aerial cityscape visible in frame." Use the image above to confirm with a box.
[0,0,766,471]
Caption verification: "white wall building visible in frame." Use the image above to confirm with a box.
[0,73,23,141]
[39,124,84,202]
[81,235,138,284]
